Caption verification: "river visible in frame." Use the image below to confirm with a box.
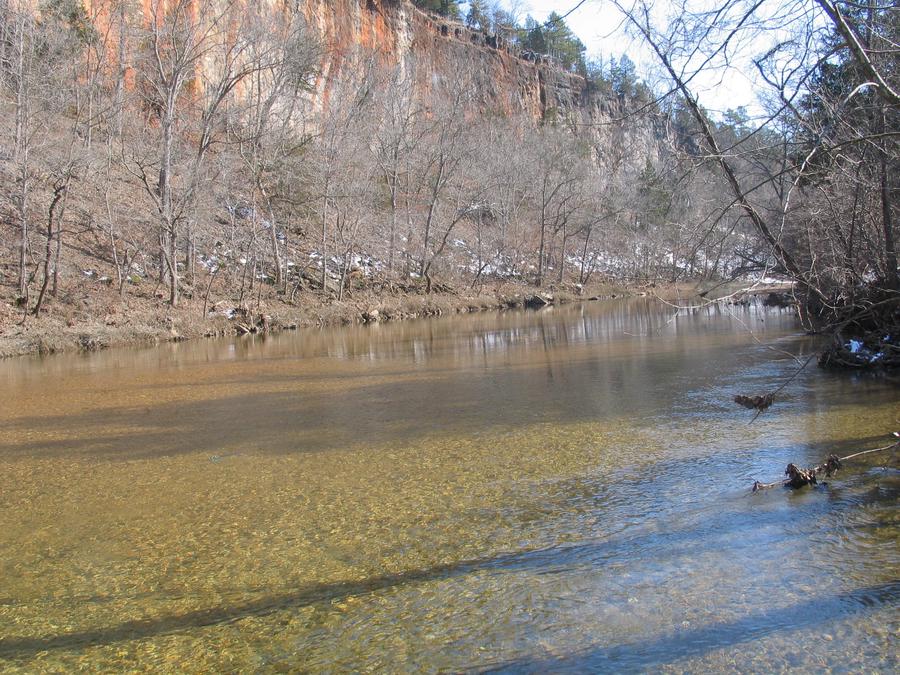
[1,298,897,672]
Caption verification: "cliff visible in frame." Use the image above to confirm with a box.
[71,0,651,144]
[298,0,659,160]
[300,0,587,121]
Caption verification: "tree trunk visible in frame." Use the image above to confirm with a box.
[421,161,445,276]
[16,162,28,299]
[34,184,67,316]
[51,210,62,297]
[537,207,547,287]
[160,102,178,306]
[579,224,592,284]
[14,17,29,298]
[321,195,329,293]
[879,110,898,290]
[558,225,568,284]
[114,0,127,137]
[388,178,398,274]
[168,221,179,306]
[264,193,283,289]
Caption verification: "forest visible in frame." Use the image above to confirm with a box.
[0,0,896,355]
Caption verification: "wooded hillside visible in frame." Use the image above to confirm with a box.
[0,0,896,352]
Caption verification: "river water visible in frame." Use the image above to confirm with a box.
[0,298,897,672]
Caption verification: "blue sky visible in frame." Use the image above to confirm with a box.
[514,0,763,117]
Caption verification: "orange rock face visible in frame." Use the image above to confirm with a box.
[299,0,587,120]
[58,0,591,120]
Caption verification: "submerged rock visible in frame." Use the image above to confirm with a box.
[523,294,551,309]
[361,308,380,323]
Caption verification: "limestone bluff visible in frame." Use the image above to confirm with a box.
[37,0,631,125]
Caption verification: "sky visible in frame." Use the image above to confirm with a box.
[517,0,766,117]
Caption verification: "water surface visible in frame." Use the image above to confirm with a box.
[1,299,897,672]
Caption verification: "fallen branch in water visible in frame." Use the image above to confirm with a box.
[734,354,816,423]
[751,433,900,492]
[735,393,774,412]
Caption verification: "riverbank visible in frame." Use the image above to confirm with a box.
[0,280,635,359]
[0,277,799,359]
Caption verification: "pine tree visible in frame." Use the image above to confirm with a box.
[465,0,488,31]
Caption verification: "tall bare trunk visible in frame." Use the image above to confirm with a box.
[537,202,547,286]
[388,179,397,274]
[261,189,283,289]
[878,104,898,289]
[320,193,329,292]
[160,103,178,306]
[114,0,127,137]
[881,149,898,289]
[13,16,29,298]
[34,183,67,315]
[420,162,445,276]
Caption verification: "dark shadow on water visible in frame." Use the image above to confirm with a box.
[2,570,896,666]
[0,483,894,661]
[0,302,839,463]
[0,340,749,460]
[476,580,900,673]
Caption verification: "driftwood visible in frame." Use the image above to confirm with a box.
[734,355,816,422]
[235,313,272,336]
[734,393,774,412]
[523,294,551,309]
[783,463,819,489]
[818,326,900,370]
[752,434,899,492]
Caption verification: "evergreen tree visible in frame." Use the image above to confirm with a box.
[542,11,585,71]
[637,159,670,231]
[609,54,636,96]
[413,0,461,20]
[465,0,488,31]
[520,16,545,53]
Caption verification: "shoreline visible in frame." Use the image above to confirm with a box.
[0,280,791,360]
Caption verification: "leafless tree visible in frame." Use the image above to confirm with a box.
[1,1,88,314]
[610,0,897,329]
[126,0,292,306]
[371,65,421,276]
[527,128,589,286]
[230,4,318,291]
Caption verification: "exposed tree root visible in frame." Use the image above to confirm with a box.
[751,434,899,492]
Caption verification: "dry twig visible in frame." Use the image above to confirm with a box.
[751,433,899,492]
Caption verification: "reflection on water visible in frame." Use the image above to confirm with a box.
[0,299,897,672]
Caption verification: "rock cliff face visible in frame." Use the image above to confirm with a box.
[72,0,588,118]
[299,0,660,161]
[73,0,657,155]
[300,0,586,121]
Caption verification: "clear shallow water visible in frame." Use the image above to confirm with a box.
[0,298,897,672]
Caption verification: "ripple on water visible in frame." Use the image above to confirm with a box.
[0,300,897,672]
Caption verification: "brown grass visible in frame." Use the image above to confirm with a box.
[0,277,633,359]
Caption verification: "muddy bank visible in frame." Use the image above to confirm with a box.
[0,282,634,359]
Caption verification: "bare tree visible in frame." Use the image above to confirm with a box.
[2,3,36,301]
[230,4,317,291]
[527,129,588,286]
[371,65,421,276]
[308,69,375,294]
[127,0,283,306]
[610,0,897,328]
[1,1,88,313]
